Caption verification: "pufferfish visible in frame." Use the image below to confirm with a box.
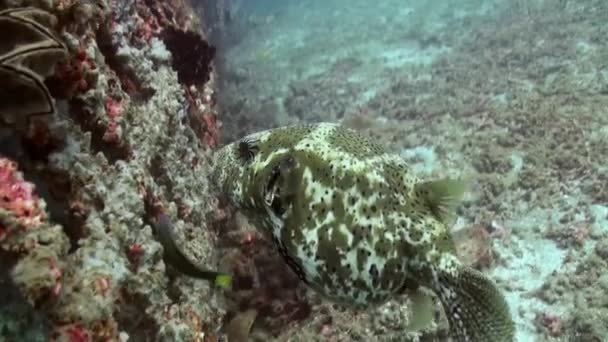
[161,122,515,341]
[211,122,515,341]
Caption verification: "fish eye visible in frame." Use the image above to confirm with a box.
[237,138,258,162]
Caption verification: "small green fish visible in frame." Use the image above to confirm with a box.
[211,123,514,341]
[154,213,232,289]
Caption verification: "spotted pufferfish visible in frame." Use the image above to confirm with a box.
[210,122,515,341]
[161,122,515,341]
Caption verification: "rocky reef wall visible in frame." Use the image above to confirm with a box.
[0,0,227,340]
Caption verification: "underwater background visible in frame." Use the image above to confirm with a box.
[0,0,607,341]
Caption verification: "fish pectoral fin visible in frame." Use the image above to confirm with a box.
[404,287,436,332]
[435,266,514,342]
[416,178,466,224]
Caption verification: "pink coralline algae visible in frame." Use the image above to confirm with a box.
[125,242,144,271]
[184,87,220,148]
[200,109,220,148]
[50,322,91,342]
[0,157,45,238]
[103,97,124,142]
[47,47,97,99]
[0,156,69,310]
[537,312,563,337]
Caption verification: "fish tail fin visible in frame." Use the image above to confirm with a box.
[434,266,514,342]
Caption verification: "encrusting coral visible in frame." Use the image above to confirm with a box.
[0,157,70,311]
[0,0,227,340]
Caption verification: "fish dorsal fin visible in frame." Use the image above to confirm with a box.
[415,178,465,224]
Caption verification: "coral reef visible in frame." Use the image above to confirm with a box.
[162,26,216,87]
[0,0,226,340]
[0,156,68,341]
[1,157,68,307]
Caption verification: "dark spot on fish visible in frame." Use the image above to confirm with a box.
[370,264,378,276]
